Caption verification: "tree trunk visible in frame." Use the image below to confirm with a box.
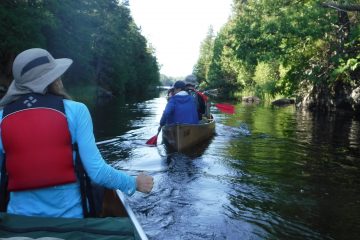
[338,10,350,54]
[321,2,360,12]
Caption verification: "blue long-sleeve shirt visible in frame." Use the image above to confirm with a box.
[160,91,199,126]
[0,99,136,218]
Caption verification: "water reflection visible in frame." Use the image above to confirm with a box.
[93,92,360,240]
[224,105,360,240]
[91,91,161,141]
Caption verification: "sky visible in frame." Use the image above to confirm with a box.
[129,0,233,77]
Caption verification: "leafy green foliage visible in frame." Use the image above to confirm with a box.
[253,61,279,98]
[0,1,50,52]
[0,0,160,99]
[195,0,360,103]
[194,26,215,84]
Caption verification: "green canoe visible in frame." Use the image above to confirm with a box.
[0,190,148,240]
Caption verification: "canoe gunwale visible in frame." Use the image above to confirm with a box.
[116,190,149,240]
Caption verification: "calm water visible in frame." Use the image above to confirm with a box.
[90,91,360,240]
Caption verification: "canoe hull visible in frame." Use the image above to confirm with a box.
[162,117,215,151]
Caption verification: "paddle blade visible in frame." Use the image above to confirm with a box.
[215,103,235,114]
[146,135,158,146]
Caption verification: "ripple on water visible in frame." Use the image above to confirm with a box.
[96,98,360,240]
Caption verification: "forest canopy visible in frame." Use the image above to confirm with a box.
[194,0,360,112]
[0,0,160,101]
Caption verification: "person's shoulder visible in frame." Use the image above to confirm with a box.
[171,94,185,101]
[63,99,89,112]
[174,91,189,97]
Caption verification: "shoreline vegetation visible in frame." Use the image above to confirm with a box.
[192,0,360,114]
[0,1,359,115]
[0,1,160,102]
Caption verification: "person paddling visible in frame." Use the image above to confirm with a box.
[184,75,209,120]
[0,48,154,218]
[159,80,198,131]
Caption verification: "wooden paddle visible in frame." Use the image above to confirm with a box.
[146,127,161,146]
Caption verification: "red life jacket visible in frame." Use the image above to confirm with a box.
[196,91,208,102]
[1,93,76,191]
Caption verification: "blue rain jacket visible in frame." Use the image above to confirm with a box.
[160,91,199,126]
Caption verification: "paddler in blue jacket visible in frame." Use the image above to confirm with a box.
[159,80,199,129]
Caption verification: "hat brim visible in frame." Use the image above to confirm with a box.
[0,58,72,107]
[24,58,73,92]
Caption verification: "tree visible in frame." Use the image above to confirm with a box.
[194,26,215,84]
[0,0,160,99]
[0,0,52,85]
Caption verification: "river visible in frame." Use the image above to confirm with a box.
[89,90,360,240]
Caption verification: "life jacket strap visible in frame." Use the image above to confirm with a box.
[73,143,98,218]
[0,155,9,212]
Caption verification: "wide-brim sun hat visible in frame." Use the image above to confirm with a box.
[0,48,73,107]
[184,74,198,86]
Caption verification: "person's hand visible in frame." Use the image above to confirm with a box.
[136,172,154,193]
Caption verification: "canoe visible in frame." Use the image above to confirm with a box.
[0,189,148,240]
[162,116,215,151]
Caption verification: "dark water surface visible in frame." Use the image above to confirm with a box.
[90,92,360,240]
